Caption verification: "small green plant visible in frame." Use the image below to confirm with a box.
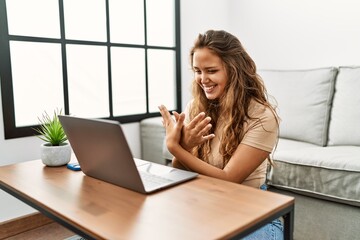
[34,109,67,146]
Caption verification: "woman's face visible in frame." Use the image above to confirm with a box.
[193,48,228,100]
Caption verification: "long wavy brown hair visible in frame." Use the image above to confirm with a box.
[189,30,278,166]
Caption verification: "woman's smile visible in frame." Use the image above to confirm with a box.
[203,84,216,93]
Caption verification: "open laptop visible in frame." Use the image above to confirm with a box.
[59,115,198,194]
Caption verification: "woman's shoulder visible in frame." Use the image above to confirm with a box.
[249,100,275,117]
[248,100,279,128]
[183,100,194,115]
[184,99,194,110]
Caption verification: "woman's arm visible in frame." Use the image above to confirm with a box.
[169,140,269,183]
[172,157,189,170]
[159,105,269,184]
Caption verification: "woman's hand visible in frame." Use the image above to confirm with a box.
[173,111,215,151]
[158,105,184,153]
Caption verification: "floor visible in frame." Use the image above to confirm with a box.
[4,222,83,240]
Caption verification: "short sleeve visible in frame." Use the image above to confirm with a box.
[242,104,279,152]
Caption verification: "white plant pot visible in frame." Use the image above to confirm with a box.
[40,142,71,167]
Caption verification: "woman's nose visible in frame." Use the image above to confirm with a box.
[200,73,208,82]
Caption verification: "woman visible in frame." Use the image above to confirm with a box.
[159,30,282,240]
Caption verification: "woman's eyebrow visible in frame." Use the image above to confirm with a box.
[193,66,218,69]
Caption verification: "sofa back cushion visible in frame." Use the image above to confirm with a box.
[328,66,360,146]
[259,68,337,146]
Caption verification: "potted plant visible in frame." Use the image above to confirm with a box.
[34,109,71,166]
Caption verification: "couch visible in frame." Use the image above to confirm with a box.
[140,66,360,240]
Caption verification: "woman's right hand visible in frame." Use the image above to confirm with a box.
[158,105,184,152]
[173,111,215,151]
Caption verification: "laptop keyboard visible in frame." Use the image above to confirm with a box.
[139,171,173,188]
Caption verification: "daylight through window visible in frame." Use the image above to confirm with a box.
[0,0,181,139]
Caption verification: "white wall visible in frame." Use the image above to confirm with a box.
[180,0,231,107]
[228,0,360,70]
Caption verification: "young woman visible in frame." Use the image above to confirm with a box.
[159,30,282,240]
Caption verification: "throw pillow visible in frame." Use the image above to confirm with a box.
[258,67,337,146]
[328,66,360,146]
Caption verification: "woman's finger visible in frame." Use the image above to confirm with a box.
[175,112,185,130]
[158,105,173,124]
[187,112,206,129]
[172,111,180,121]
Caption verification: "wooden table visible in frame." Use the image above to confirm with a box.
[0,160,294,240]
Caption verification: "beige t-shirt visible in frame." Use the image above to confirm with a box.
[184,100,278,188]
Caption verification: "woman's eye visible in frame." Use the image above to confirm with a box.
[194,70,201,74]
[208,69,217,73]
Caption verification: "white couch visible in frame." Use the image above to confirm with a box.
[140,66,360,240]
[259,67,360,240]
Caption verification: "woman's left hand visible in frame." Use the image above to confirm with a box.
[172,111,214,151]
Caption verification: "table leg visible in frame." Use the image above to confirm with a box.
[283,207,294,240]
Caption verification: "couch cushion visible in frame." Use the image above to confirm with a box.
[275,138,319,151]
[268,144,360,207]
[259,68,337,146]
[328,66,360,146]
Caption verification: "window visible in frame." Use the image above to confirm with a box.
[0,0,181,139]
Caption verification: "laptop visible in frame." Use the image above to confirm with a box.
[59,115,198,194]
